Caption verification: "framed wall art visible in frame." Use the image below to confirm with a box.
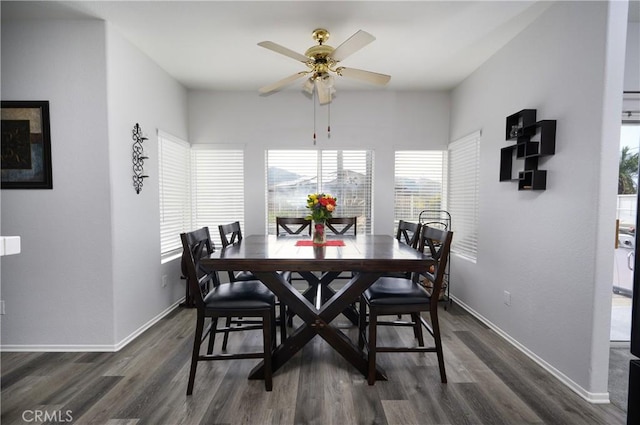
[1,100,53,189]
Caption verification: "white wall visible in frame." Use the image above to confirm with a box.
[187,90,450,236]
[0,18,189,349]
[449,1,628,401]
[624,21,639,91]
[1,20,115,347]
[105,25,189,344]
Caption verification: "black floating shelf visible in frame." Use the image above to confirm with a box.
[500,145,517,181]
[518,170,547,191]
[506,109,537,140]
[500,110,556,191]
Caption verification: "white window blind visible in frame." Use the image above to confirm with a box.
[394,151,447,228]
[266,150,374,234]
[192,146,245,247]
[448,131,481,260]
[158,131,191,258]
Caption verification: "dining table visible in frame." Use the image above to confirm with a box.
[200,234,434,382]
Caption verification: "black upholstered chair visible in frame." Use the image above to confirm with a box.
[326,217,357,235]
[181,228,277,393]
[218,221,288,340]
[383,220,422,280]
[276,217,312,237]
[218,221,256,283]
[358,225,453,385]
[180,227,215,307]
[396,220,421,248]
[275,217,313,325]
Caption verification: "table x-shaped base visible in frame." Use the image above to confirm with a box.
[248,271,387,381]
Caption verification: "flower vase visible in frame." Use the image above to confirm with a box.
[313,221,326,245]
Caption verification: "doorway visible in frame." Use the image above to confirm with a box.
[612,122,640,342]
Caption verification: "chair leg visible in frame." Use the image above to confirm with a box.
[286,307,294,327]
[222,316,232,350]
[430,309,447,384]
[279,301,287,344]
[262,310,273,391]
[358,297,366,350]
[187,314,205,395]
[207,317,218,354]
[367,310,378,386]
[271,308,277,349]
[411,313,425,346]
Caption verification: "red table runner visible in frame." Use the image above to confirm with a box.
[295,240,345,247]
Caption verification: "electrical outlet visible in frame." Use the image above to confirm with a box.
[503,291,511,306]
[161,275,168,288]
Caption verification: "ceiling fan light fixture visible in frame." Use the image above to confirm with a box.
[302,77,314,94]
[321,74,335,88]
[257,28,391,105]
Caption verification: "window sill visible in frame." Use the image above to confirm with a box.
[161,251,182,265]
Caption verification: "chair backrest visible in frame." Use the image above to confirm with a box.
[396,220,421,249]
[418,225,453,305]
[326,217,357,235]
[219,221,243,248]
[181,227,219,309]
[276,217,312,236]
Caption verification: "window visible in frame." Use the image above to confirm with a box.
[158,131,191,259]
[394,151,447,228]
[266,150,374,234]
[448,131,481,260]
[191,146,245,246]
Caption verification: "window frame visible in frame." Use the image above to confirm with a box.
[447,130,481,261]
[191,145,246,248]
[158,130,192,262]
[265,149,374,235]
[393,150,447,231]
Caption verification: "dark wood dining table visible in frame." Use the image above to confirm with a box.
[200,234,433,381]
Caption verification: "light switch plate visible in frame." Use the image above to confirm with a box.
[0,236,21,256]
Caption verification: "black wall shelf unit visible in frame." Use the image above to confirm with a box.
[500,109,556,191]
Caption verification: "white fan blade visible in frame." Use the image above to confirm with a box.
[258,41,309,63]
[259,72,307,94]
[337,67,391,85]
[315,79,332,105]
[330,30,376,62]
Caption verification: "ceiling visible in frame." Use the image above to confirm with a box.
[2,1,639,93]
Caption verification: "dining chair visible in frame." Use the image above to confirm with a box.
[358,225,453,385]
[326,217,357,235]
[383,220,422,280]
[218,221,288,340]
[218,221,257,283]
[181,229,276,393]
[396,220,421,248]
[180,227,215,308]
[276,217,312,237]
[323,217,358,285]
[275,217,313,325]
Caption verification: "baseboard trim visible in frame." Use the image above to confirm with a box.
[451,295,611,405]
[0,299,183,353]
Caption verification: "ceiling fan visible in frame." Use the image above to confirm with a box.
[258,28,391,104]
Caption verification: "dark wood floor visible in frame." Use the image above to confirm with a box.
[1,302,627,425]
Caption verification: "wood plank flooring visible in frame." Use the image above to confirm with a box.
[1,303,627,425]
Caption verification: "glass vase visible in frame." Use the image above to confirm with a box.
[313,221,326,245]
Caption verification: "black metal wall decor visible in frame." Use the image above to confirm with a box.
[499,109,556,190]
[131,123,148,194]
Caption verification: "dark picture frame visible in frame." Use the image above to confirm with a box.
[1,100,53,189]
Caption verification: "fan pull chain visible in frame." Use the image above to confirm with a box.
[313,89,317,145]
[327,101,331,139]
